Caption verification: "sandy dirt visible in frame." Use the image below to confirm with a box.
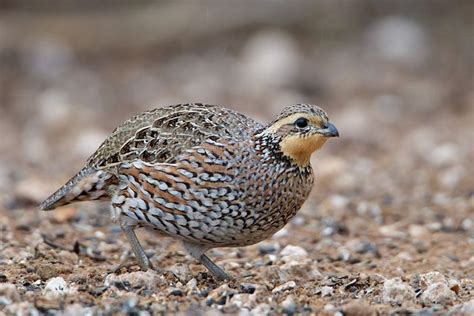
[0,1,473,315]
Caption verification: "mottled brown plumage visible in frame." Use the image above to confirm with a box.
[41,103,338,280]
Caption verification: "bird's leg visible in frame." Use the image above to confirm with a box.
[199,254,231,281]
[183,241,231,281]
[120,216,152,271]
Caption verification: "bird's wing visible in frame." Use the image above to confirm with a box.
[87,103,261,169]
[42,103,261,211]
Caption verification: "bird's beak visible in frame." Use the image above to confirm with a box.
[319,122,339,137]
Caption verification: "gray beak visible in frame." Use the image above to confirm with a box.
[320,122,339,137]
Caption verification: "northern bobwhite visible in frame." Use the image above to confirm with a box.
[40,103,339,280]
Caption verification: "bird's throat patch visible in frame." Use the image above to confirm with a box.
[280,134,328,166]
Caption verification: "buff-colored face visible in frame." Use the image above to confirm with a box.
[266,110,339,166]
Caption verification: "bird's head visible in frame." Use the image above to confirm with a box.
[258,104,339,167]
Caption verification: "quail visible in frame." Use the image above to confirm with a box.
[40,103,339,280]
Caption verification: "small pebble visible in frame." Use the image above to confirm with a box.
[382,278,415,304]
[379,225,407,239]
[272,281,296,294]
[421,282,457,306]
[351,241,380,256]
[104,271,163,291]
[0,274,7,282]
[207,284,236,306]
[43,277,71,299]
[169,263,192,282]
[281,295,297,315]
[232,293,255,310]
[324,303,336,311]
[320,286,334,297]
[186,278,197,291]
[342,301,377,316]
[420,271,446,286]
[259,242,280,255]
[408,224,430,238]
[90,286,108,297]
[168,288,184,297]
[240,283,257,294]
[280,245,308,257]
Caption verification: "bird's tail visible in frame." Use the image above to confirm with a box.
[40,167,117,211]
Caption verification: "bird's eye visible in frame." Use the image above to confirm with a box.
[294,117,308,128]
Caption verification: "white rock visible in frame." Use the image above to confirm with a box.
[168,263,192,282]
[324,303,336,311]
[379,224,407,239]
[338,248,351,261]
[258,241,281,255]
[281,295,296,314]
[320,286,334,297]
[272,281,296,294]
[382,278,415,304]
[43,277,71,298]
[420,271,447,287]
[186,278,197,291]
[421,282,457,305]
[268,254,277,263]
[356,201,382,222]
[426,222,442,232]
[292,216,306,226]
[207,284,237,306]
[104,270,163,290]
[408,225,430,238]
[462,218,473,231]
[396,251,413,261]
[232,293,254,309]
[94,231,106,239]
[280,245,308,257]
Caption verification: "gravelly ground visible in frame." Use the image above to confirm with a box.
[0,2,473,315]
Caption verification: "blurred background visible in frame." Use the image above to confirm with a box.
[1,0,473,245]
[0,1,473,313]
